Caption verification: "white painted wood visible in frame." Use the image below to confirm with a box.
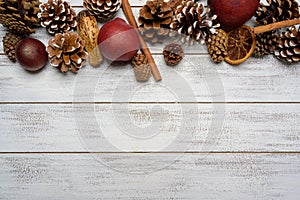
[1,153,300,199]
[0,55,299,102]
[0,103,299,152]
[1,0,300,198]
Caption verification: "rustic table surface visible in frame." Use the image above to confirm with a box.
[1,0,300,199]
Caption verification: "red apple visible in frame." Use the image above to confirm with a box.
[208,0,259,31]
[98,18,140,61]
[16,38,48,71]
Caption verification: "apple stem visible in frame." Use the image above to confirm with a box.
[253,19,300,34]
[122,0,162,81]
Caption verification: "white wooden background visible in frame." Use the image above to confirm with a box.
[1,0,300,199]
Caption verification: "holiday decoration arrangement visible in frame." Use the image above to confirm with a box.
[0,0,299,82]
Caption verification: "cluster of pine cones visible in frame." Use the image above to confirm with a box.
[254,0,300,63]
[138,0,300,64]
[1,0,300,76]
[0,0,121,73]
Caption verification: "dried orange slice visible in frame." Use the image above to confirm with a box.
[225,25,256,65]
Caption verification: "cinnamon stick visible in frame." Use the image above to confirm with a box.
[122,0,162,81]
[253,19,300,34]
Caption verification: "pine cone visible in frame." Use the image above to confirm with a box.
[132,53,151,82]
[2,33,23,62]
[46,32,88,73]
[253,31,279,57]
[170,0,219,45]
[163,43,184,66]
[255,0,299,25]
[38,0,77,35]
[0,0,40,35]
[274,26,300,63]
[138,0,173,44]
[207,29,227,63]
[83,0,121,21]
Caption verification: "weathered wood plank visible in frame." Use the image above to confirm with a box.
[1,103,299,152]
[1,153,300,199]
[0,55,299,102]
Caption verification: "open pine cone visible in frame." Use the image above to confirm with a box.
[255,0,299,25]
[170,0,219,45]
[138,0,173,44]
[253,31,279,57]
[83,0,121,21]
[0,0,41,35]
[47,32,88,73]
[274,26,300,63]
[38,0,77,35]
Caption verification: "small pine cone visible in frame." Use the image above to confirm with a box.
[0,0,41,35]
[83,0,121,21]
[132,53,151,82]
[46,32,89,73]
[207,29,227,63]
[163,43,184,66]
[138,0,173,44]
[38,0,77,35]
[2,33,23,62]
[253,31,279,57]
[255,0,299,25]
[274,26,300,63]
[170,0,219,45]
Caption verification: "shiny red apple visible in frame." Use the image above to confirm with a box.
[208,0,259,31]
[98,17,140,61]
[15,38,48,71]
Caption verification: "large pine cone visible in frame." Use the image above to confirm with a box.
[38,0,77,35]
[46,32,89,73]
[83,0,121,21]
[255,0,299,25]
[0,0,40,35]
[274,26,300,63]
[138,0,173,44]
[170,0,219,45]
[253,31,279,57]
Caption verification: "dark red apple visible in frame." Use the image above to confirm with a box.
[208,0,259,31]
[16,38,48,71]
[98,17,140,61]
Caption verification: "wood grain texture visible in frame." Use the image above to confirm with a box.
[0,54,299,102]
[0,103,299,152]
[1,153,300,200]
[1,0,300,199]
